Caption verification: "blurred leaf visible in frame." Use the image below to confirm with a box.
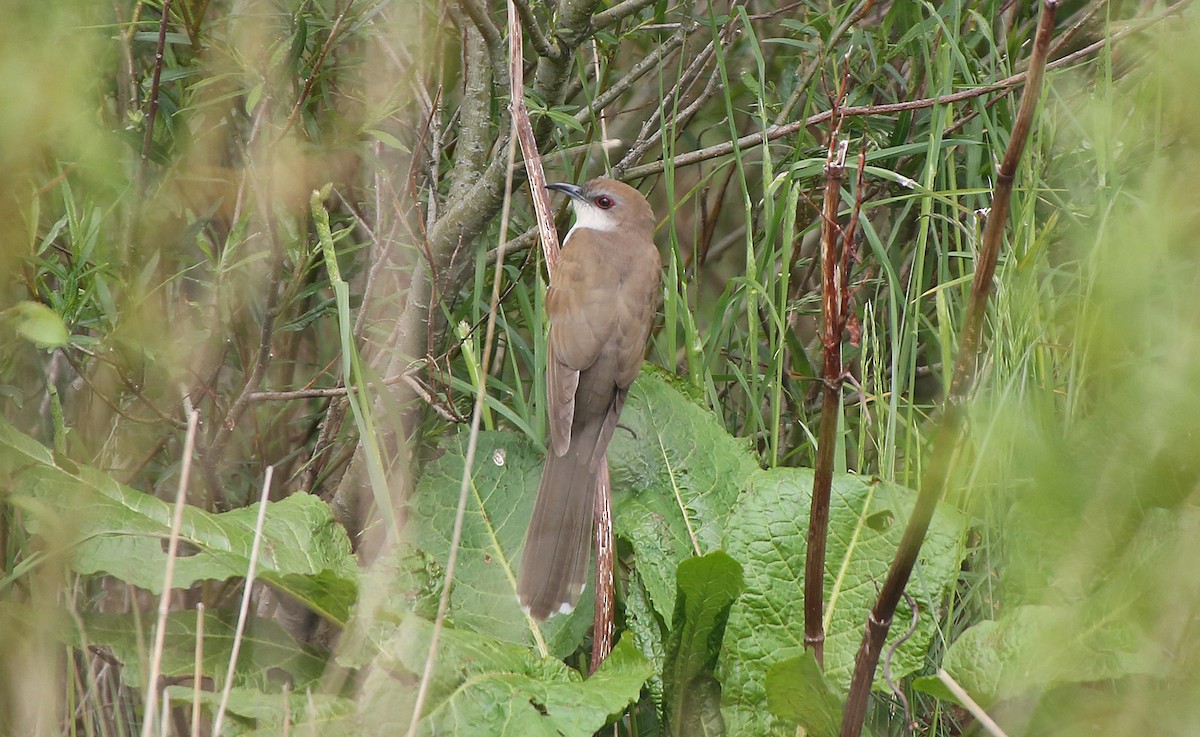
[358,616,650,736]
[78,610,327,691]
[9,301,69,348]
[720,469,966,735]
[608,370,759,621]
[765,651,843,737]
[0,416,358,623]
[663,551,744,737]
[943,604,1167,704]
[164,686,354,735]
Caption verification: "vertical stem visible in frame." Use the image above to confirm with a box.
[838,3,1058,734]
[590,463,615,674]
[805,138,848,666]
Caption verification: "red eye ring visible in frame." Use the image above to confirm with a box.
[594,195,614,209]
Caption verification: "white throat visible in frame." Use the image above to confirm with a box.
[564,203,618,244]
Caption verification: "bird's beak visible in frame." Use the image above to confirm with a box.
[545,182,586,201]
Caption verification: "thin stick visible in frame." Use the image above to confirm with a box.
[621,1,1182,181]
[590,464,615,674]
[141,409,199,737]
[404,10,528,733]
[838,3,1059,735]
[212,465,275,737]
[936,669,1010,737]
[191,603,204,737]
[138,0,174,193]
[805,135,847,667]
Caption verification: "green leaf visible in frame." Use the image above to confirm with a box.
[609,370,760,621]
[943,604,1166,704]
[9,301,69,347]
[719,469,966,735]
[765,651,843,737]
[358,616,651,736]
[163,687,354,736]
[78,610,327,691]
[405,430,590,656]
[0,416,358,623]
[664,551,745,737]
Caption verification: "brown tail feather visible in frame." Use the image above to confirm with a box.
[517,438,600,620]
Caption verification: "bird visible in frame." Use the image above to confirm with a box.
[517,177,662,620]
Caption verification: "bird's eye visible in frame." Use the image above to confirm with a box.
[594,195,614,209]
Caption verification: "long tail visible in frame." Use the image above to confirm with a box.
[517,438,600,620]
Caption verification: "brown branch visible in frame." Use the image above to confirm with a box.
[278,0,352,141]
[592,0,657,30]
[805,131,847,667]
[590,464,615,674]
[838,3,1059,735]
[138,0,174,192]
[511,0,558,59]
[622,3,1184,181]
[574,21,694,124]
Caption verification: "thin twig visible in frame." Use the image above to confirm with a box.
[838,3,1059,735]
[212,465,275,737]
[511,0,557,58]
[138,0,174,194]
[805,130,847,667]
[936,669,1010,737]
[590,464,615,674]
[622,3,1184,181]
[278,1,353,141]
[883,591,919,733]
[191,602,204,737]
[140,408,198,737]
[592,0,657,30]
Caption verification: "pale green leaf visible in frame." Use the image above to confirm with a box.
[720,468,966,735]
[0,416,358,623]
[358,617,651,736]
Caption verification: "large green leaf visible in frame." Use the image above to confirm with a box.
[164,687,354,736]
[941,507,1179,703]
[764,650,844,737]
[663,551,745,737]
[608,369,760,621]
[720,468,966,735]
[942,605,1165,704]
[358,616,651,736]
[78,610,327,690]
[405,429,590,656]
[0,416,358,623]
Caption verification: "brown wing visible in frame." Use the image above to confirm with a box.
[587,247,662,467]
[545,244,616,456]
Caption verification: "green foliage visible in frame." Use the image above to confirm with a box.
[663,551,744,737]
[358,619,651,736]
[721,468,964,734]
[0,415,358,624]
[765,651,844,737]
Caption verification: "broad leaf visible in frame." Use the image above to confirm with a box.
[608,369,759,620]
[0,416,358,623]
[405,429,590,656]
[663,551,744,737]
[720,468,966,735]
[164,686,354,736]
[358,616,651,736]
[765,651,843,737]
[943,604,1165,703]
[78,610,327,691]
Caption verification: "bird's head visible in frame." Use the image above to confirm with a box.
[546,177,655,237]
